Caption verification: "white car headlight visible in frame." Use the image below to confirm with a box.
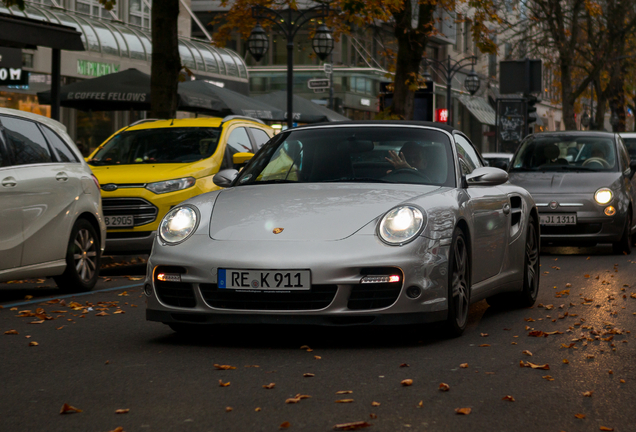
[158,206,198,244]
[146,177,196,194]
[594,188,613,205]
[378,206,425,245]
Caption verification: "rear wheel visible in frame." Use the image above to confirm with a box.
[445,228,470,337]
[612,213,632,255]
[54,219,100,293]
[487,216,540,308]
[515,216,540,307]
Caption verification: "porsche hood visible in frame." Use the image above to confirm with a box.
[209,184,441,241]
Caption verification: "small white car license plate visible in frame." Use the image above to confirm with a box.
[218,269,311,290]
[105,215,134,228]
[539,213,577,225]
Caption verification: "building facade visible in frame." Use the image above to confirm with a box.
[0,0,249,153]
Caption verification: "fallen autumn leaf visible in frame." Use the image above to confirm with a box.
[455,407,471,415]
[60,403,82,414]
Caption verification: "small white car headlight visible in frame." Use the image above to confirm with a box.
[158,206,198,244]
[378,206,425,245]
[146,177,196,194]
[594,188,613,205]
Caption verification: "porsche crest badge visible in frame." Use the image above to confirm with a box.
[273,228,284,234]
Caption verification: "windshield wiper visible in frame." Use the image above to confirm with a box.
[553,165,598,172]
[509,167,539,172]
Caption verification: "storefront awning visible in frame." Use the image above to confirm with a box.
[458,95,496,126]
[0,12,83,51]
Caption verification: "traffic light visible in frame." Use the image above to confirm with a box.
[526,95,539,126]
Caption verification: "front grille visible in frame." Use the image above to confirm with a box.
[199,283,338,310]
[348,283,403,310]
[541,224,602,235]
[155,282,196,308]
[102,198,158,227]
[107,231,153,239]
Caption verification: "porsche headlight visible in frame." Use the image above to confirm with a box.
[378,206,425,245]
[146,177,195,194]
[594,188,613,205]
[158,206,198,244]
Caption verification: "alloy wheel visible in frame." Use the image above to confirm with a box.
[525,223,539,298]
[451,235,469,328]
[73,228,97,282]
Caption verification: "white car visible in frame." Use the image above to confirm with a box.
[0,108,106,292]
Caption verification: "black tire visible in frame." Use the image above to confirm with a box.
[54,219,100,293]
[445,227,470,337]
[487,216,540,309]
[612,213,632,255]
[515,216,540,307]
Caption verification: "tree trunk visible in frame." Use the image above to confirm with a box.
[389,1,435,120]
[391,30,425,120]
[559,62,578,130]
[608,74,626,132]
[150,0,181,119]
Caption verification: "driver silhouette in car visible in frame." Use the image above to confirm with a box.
[386,141,428,173]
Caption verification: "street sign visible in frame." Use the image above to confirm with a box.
[308,78,330,90]
[323,63,333,74]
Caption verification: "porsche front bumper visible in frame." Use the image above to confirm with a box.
[145,233,451,326]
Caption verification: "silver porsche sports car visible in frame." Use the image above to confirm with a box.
[145,122,539,336]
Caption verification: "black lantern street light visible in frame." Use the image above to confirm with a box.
[247,5,333,129]
[423,55,480,126]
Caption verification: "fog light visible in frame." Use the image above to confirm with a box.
[361,275,401,284]
[406,286,421,299]
[157,273,181,282]
[144,284,153,296]
[604,206,616,216]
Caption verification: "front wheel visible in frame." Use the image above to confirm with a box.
[54,219,100,293]
[445,228,470,337]
[487,216,540,308]
[612,213,632,255]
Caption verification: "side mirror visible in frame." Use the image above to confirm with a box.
[213,169,239,188]
[466,167,509,187]
[232,152,253,168]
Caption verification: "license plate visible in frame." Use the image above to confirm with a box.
[218,269,311,291]
[539,213,577,225]
[105,215,134,228]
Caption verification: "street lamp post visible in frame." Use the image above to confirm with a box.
[422,55,480,126]
[247,5,333,130]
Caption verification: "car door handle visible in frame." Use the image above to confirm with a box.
[1,176,17,187]
[503,203,511,215]
[56,172,68,182]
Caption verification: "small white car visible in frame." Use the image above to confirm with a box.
[0,108,106,292]
[619,132,636,162]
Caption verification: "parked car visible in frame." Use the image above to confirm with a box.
[482,152,513,170]
[619,132,636,162]
[145,121,539,336]
[508,131,636,253]
[0,108,105,292]
[87,116,274,255]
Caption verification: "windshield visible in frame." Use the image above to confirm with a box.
[89,127,221,165]
[235,126,455,186]
[623,138,636,160]
[511,135,618,172]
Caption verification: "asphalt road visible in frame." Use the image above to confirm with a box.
[1,247,635,432]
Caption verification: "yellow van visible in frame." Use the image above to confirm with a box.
[87,116,273,254]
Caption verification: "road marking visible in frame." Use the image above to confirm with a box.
[0,283,144,308]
